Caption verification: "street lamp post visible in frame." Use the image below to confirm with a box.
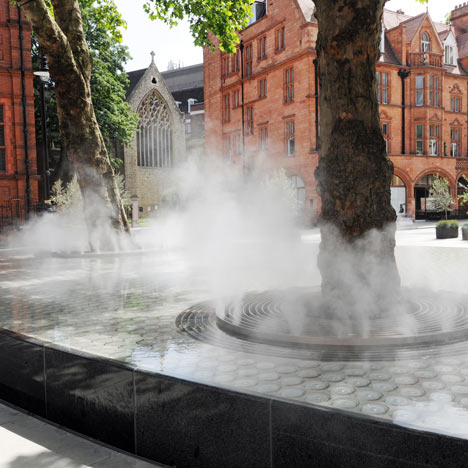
[34,54,51,205]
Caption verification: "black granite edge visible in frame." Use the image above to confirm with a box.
[134,369,273,468]
[2,324,468,465]
[271,398,468,468]
[0,328,46,416]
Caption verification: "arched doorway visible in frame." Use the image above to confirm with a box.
[414,174,451,220]
[458,175,468,217]
[391,175,406,216]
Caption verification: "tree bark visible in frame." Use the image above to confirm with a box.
[314,0,400,313]
[20,0,130,251]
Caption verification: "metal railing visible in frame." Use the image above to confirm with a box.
[0,199,41,231]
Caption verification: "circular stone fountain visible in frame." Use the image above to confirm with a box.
[176,287,468,361]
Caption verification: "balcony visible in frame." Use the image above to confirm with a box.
[407,52,443,68]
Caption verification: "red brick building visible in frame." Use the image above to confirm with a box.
[0,1,38,223]
[204,1,468,221]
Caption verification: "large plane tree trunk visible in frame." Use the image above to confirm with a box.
[313,0,400,313]
[20,0,129,251]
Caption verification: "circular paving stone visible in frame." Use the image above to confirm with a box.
[421,381,446,391]
[399,387,425,398]
[282,377,304,386]
[394,376,418,385]
[279,387,305,398]
[320,373,345,383]
[345,368,367,377]
[257,362,275,370]
[322,363,344,372]
[277,366,298,374]
[361,403,389,416]
[330,385,355,395]
[385,396,411,406]
[305,380,329,390]
[440,374,464,384]
[238,368,258,377]
[332,398,359,409]
[259,372,280,382]
[356,390,383,401]
[256,383,281,393]
[451,385,468,395]
[369,372,392,381]
[371,382,398,392]
[298,369,321,378]
[345,378,370,388]
[235,379,257,388]
[429,392,453,402]
[415,370,438,379]
[305,393,330,404]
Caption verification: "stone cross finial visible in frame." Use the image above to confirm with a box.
[150,51,155,64]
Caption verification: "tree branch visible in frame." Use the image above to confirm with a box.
[50,0,92,81]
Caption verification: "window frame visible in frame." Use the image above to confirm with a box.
[285,120,295,156]
[258,36,267,61]
[377,71,389,105]
[275,26,285,52]
[0,105,5,172]
[416,124,424,155]
[416,75,424,107]
[223,93,231,123]
[259,126,268,151]
[246,105,254,135]
[284,67,294,104]
[421,32,430,52]
[245,43,253,77]
[429,124,440,156]
[258,77,267,99]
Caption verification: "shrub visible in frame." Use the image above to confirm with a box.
[436,220,459,228]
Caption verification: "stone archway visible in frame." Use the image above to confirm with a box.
[457,173,468,216]
[414,173,454,220]
[391,174,407,216]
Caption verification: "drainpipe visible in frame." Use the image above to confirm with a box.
[313,58,319,151]
[398,68,410,155]
[17,6,31,217]
[240,40,246,173]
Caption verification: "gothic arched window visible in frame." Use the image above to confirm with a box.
[137,91,173,168]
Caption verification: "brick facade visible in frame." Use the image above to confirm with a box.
[0,1,38,218]
[204,1,468,221]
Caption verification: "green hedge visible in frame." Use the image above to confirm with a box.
[436,220,459,228]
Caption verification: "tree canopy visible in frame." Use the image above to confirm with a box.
[33,0,137,163]
[143,0,252,53]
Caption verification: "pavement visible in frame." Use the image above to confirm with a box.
[0,401,166,468]
[0,219,466,468]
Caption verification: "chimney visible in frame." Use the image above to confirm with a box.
[451,2,468,32]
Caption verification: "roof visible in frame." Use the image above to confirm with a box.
[383,9,413,30]
[380,35,401,65]
[457,31,468,58]
[399,13,426,42]
[161,63,204,92]
[171,87,205,113]
[126,62,204,100]
[438,29,451,41]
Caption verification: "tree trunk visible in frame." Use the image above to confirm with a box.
[21,0,130,251]
[314,0,400,313]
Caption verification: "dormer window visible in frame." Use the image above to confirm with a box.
[445,45,455,65]
[421,32,430,52]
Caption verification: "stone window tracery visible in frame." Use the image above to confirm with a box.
[137,91,173,168]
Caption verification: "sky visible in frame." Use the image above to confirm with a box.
[114,0,461,73]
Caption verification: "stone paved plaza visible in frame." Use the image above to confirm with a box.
[2,226,468,440]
